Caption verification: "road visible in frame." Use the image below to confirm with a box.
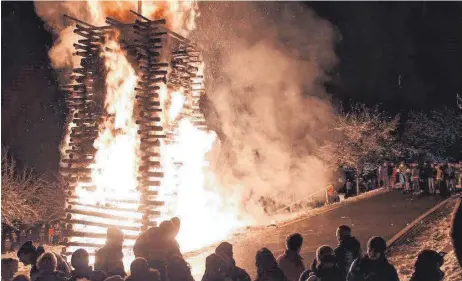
[186,190,443,279]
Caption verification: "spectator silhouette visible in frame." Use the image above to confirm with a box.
[125,258,160,281]
[347,236,399,281]
[167,256,195,281]
[94,228,126,278]
[301,245,342,281]
[2,258,19,281]
[133,219,182,280]
[17,241,70,281]
[276,233,305,281]
[334,225,361,278]
[202,253,230,281]
[35,252,68,281]
[409,250,444,281]
[255,248,287,281]
[215,242,251,281]
[69,248,93,281]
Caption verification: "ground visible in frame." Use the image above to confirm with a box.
[388,197,461,281]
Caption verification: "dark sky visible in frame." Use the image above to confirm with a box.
[2,2,462,173]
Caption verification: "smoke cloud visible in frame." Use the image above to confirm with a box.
[192,2,339,214]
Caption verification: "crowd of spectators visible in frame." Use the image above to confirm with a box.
[2,208,461,281]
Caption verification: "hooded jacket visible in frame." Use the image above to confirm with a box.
[334,236,361,278]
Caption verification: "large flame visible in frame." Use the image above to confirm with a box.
[62,0,247,268]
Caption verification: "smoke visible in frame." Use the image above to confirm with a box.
[192,2,339,214]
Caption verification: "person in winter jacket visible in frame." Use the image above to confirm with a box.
[347,236,399,281]
[255,248,287,281]
[133,219,182,280]
[17,241,71,281]
[299,246,337,281]
[35,252,68,281]
[409,249,445,281]
[215,242,251,281]
[69,248,93,281]
[302,250,343,281]
[277,233,305,281]
[334,225,361,279]
[202,253,231,281]
[125,258,160,281]
[1,258,19,281]
[94,228,126,278]
[166,256,195,281]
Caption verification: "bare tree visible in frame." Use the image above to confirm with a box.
[1,149,65,228]
[318,103,400,193]
[403,107,462,162]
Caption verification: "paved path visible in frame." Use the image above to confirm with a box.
[186,190,443,279]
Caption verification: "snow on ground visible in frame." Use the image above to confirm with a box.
[388,198,461,281]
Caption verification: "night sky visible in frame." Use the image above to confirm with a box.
[2,2,462,173]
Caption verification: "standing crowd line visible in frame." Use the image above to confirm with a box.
[2,223,65,255]
[2,214,457,281]
[341,161,462,199]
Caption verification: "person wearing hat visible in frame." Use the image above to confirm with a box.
[215,242,250,281]
[17,241,71,281]
[94,228,126,278]
[347,236,399,281]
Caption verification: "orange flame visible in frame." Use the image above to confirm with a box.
[63,0,247,271]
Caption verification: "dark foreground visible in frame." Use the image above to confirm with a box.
[186,190,443,279]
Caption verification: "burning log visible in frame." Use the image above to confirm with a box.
[63,241,134,249]
[66,208,151,223]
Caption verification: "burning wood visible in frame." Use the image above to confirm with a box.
[60,10,208,261]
